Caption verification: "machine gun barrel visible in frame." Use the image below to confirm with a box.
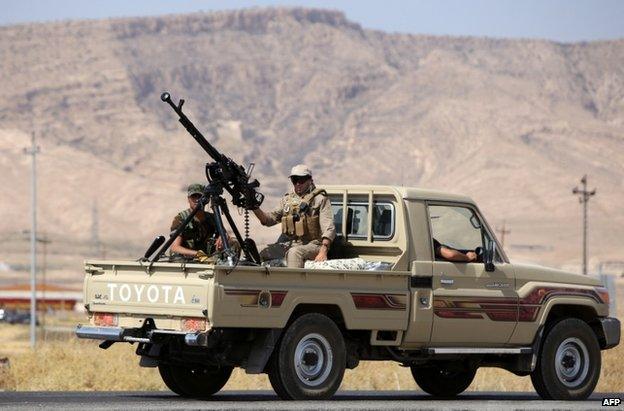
[160,92,223,162]
[160,91,264,210]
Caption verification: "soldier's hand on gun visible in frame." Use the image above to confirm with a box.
[196,250,211,263]
[215,236,224,251]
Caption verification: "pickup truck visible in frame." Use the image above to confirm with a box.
[76,185,620,400]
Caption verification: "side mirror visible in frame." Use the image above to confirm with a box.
[484,239,496,272]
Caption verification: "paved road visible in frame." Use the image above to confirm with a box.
[0,391,620,410]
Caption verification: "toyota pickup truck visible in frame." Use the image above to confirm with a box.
[76,185,620,400]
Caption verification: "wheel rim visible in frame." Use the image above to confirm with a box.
[294,333,333,387]
[554,337,590,388]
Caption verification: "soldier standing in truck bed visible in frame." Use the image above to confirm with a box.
[253,165,336,268]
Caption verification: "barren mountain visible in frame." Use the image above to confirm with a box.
[1,8,623,282]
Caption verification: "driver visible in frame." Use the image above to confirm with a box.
[433,239,477,262]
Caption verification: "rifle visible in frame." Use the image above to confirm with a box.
[148,92,263,266]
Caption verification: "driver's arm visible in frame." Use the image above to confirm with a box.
[433,238,477,262]
[438,246,477,262]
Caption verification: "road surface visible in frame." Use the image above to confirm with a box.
[0,390,620,410]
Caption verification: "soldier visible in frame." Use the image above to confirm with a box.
[433,238,477,262]
[170,183,225,262]
[253,164,336,268]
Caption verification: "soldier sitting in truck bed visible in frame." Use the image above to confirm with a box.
[253,165,335,268]
[170,183,226,262]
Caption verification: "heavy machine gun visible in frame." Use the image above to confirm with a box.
[147,92,263,265]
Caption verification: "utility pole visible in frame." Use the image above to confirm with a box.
[91,200,102,257]
[23,132,40,349]
[572,175,596,275]
[39,233,51,331]
[496,220,511,248]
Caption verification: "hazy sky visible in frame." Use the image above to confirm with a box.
[3,0,624,43]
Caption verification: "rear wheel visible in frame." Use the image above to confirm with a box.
[270,313,346,400]
[531,318,600,400]
[267,354,291,399]
[411,363,476,397]
[158,363,233,398]
[158,363,185,396]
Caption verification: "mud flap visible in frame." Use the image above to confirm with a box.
[138,344,162,368]
[245,328,282,374]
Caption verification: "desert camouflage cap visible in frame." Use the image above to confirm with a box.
[187,183,205,196]
[289,164,312,178]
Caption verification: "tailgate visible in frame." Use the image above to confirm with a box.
[83,259,214,329]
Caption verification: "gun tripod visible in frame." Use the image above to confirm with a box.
[148,170,261,267]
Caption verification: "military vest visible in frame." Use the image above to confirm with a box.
[176,209,216,253]
[281,188,326,242]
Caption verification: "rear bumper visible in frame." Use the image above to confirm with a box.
[75,325,124,341]
[599,317,620,349]
[75,324,209,346]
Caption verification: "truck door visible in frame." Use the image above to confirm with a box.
[427,204,517,345]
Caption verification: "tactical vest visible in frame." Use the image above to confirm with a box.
[281,188,326,242]
[177,209,214,253]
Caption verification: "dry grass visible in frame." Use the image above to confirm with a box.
[0,337,162,391]
[1,281,622,392]
[1,330,621,393]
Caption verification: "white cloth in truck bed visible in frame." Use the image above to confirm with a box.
[304,258,393,271]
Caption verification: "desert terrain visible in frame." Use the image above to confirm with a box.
[0,8,623,286]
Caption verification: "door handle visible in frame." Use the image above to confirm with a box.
[440,278,454,286]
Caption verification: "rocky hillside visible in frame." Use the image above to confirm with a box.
[1,8,623,281]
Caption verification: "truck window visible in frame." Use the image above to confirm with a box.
[372,203,394,238]
[330,197,394,240]
[428,205,482,253]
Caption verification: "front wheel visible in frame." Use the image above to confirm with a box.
[411,363,476,397]
[269,313,346,400]
[158,363,233,398]
[531,318,601,400]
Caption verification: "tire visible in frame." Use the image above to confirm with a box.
[530,367,552,400]
[530,318,600,400]
[272,313,346,400]
[411,363,476,397]
[158,363,233,398]
[267,353,291,399]
[158,363,185,396]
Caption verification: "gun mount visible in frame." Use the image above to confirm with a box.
[149,92,263,266]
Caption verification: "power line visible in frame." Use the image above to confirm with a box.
[572,175,596,275]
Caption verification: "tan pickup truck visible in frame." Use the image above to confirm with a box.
[76,185,620,400]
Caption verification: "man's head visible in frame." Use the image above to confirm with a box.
[289,164,313,196]
[187,183,205,208]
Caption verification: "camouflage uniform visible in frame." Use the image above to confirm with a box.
[170,209,218,255]
[261,183,336,268]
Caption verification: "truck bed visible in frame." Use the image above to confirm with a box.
[82,259,412,332]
